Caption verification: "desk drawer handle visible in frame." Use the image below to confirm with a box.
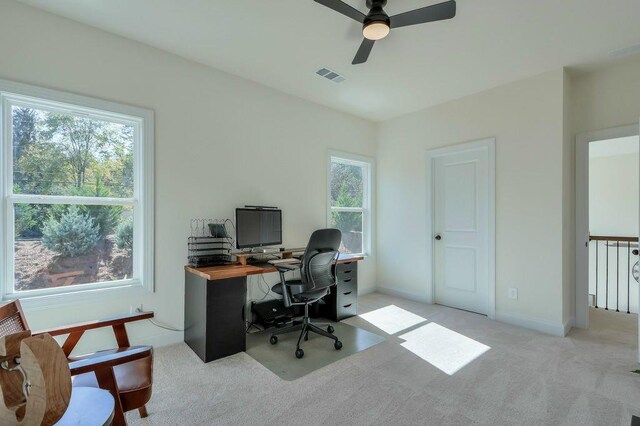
[342,262,352,265]
[342,279,352,283]
[343,291,352,296]
[343,303,352,308]
[341,270,353,274]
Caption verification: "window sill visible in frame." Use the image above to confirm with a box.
[3,280,152,311]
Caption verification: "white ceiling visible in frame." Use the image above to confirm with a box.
[590,136,639,158]
[16,0,640,121]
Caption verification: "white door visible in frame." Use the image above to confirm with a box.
[433,147,489,315]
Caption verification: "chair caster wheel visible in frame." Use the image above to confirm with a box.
[295,348,304,359]
[327,325,334,334]
[334,340,343,350]
[270,336,278,345]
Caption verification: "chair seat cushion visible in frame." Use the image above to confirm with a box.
[272,281,329,302]
[294,288,329,302]
[271,281,306,296]
[70,348,153,412]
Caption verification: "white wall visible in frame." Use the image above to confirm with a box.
[572,56,640,135]
[0,1,377,352]
[377,70,569,334]
[589,153,639,236]
[562,69,575,330]
[571,57,640,325]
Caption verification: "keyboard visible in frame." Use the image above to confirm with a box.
[268,259,301,265]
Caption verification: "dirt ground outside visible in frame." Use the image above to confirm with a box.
[14,236,132,291]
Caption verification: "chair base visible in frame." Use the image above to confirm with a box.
[269,306,341,358]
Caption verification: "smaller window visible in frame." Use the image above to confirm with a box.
[328,152,373,256]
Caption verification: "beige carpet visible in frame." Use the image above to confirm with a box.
[127,294,640,425]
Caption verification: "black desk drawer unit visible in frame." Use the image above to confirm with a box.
[184,272,247,363]
[323,261,358,321]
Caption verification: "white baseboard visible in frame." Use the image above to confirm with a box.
[563,316,575,336]
[358,286,376,296]
[376,286,430,303]
[495,311,566,337]
[142,330,184,348]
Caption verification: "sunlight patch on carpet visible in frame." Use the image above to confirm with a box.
[358,305,427,335]
[399,323,490,375]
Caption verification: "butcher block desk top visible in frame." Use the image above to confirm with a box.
[185,254,364,281]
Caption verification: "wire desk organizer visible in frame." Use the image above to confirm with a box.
[188,219,235,267]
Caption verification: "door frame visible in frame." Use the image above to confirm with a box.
[425,138,496,319]
[575,124,639,330]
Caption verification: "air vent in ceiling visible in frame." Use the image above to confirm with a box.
[316,67,346,83]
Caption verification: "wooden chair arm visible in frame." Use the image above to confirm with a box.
[68,345,152,426]
[33,311,154,358]
[68,346,152,376]
[33,311,154,337]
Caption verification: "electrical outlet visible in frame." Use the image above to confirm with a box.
[508,288,518,300]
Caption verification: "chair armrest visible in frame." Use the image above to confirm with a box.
[68,346,152,376]
[34,311,154,337]
[274,264,299,273]
[34,311,154,357]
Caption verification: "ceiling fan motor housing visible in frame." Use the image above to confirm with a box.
[365,0,387,8]
[364,0,390,32]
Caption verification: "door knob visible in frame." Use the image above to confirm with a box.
[435,235,442,241]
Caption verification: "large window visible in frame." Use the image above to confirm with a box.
[328,152,372,256]
[1,80,153,302]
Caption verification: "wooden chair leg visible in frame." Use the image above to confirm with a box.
[138,405,148,418]
[95,367,125,426]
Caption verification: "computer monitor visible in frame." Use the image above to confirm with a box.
[235,207,282,249]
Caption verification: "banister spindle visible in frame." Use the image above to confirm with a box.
[616,241,620,312]
[628,241,631,314]
[605,241,609,310]
[595,241,599,309]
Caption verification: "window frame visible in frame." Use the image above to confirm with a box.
[0,78,154,308]
[327,150,373,257]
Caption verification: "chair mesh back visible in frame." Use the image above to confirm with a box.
[300,229,342,291]
[0,312,27,338]
[307,251,339,289]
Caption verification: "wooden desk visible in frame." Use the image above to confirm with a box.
[185,253,363,280]
[184,254,363,362]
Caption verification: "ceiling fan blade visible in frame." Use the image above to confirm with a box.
[352,38,375,65]
[314,0,366,23]
[390,0,456,29]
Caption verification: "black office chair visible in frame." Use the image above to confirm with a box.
[270,228,343,359]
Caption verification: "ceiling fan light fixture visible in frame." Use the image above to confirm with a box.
[362,21,390,40]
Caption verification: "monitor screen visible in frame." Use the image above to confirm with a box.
[235,208,282,249]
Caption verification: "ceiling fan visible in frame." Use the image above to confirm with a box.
[314,0,456,64]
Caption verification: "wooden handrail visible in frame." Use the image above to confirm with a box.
[589,235,638,242]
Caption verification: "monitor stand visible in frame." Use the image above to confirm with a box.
[250,247,280,254]
[234,247,305,266]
